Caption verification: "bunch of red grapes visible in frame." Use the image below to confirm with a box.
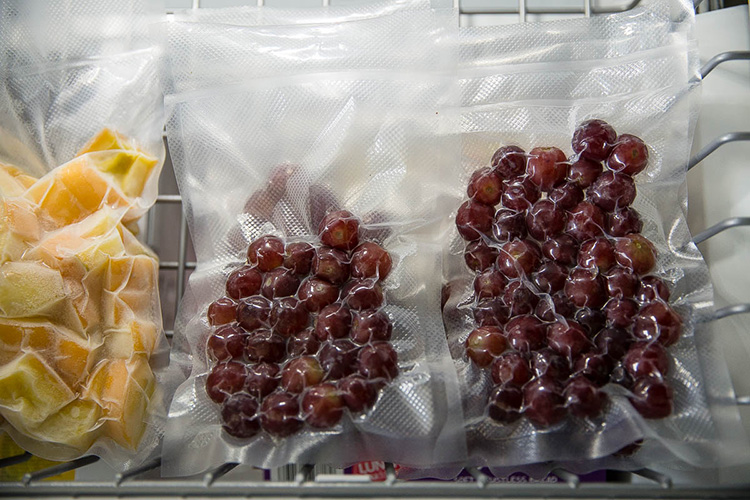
[456,119,682,427]
[204,210,398,439]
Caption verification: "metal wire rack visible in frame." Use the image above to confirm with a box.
[2,0,750,497]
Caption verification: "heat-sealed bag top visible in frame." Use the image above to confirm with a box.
[0,0,167,469]
[162,4,465,475]
[441,0,750,474]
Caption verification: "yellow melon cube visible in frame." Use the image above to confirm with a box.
[76,128,132,155]
[28,399,102,452]
[104,321,160,360]
[25,176,86,228]
[0,163,37,197]
[0,262,66,318]
[2,199,40,242]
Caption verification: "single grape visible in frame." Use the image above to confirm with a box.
[343,279,384,310]
[606,207,643,237]
[270,297,309,337]
[587,171,636,213]
[577,237,616,272]
[527,147,568,192]
[629,377,673,419]
[248,235,285,272]
[473,268,507,299]
[244,330,287,364]
[221,393,260,439]
[568,157,603,188]
[491,351,532,386]
[565,267,607,309]
[464,240,499,272]
[636,276,671,303]
[502,280,540,317]
[487,385,523,424]
[535,292,576,321]
[319,340,359,380]
[497,239,542,278]
[318,210,360,251]
[501,177,540,212]
[614,234,657,275]
[491,145,526,179]
[571,119,617,162]
[632,301,682,347]
[531,261,568,294]
[526,199,567,240]
[245,362,281,398]
[565,376,606,418]
[302,383,345,428]
[260,392,303,437]
[315,303,352,341]
[547,320,591,359]
[236,296,272,331]
[473,297,510,327]
[574,307,606,335]
[312,246,350,286]
[281,356,325,393]
[351,242,393,281]
[206,362,247,404]
[456,200,494,241]
[604,298,639,328]
[574,352,612,387]
[523,376,567,427]
[548,182,584,210]
[261,268,301,300]
[492,209,527,242]
[530,347,571,380]
[566,202,605,241]
[465,326,507,367]
[542,234,579,266]
[351,309,392,344]
[594,327,632,361]
[359,342,399,381]
[468,167,504,205]
[207,324,247,362]
[284,241,315,275]
[288,328,321,357]
[604,266,638,298]
[505,315,546,353]
[338,375,378,412]
[606,134,649,176]
[208,297,237,326]
[226,265,263,300]
[624,342,670,379]
[298,277,339,312]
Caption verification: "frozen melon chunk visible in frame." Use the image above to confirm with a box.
[0,163,37,197]
[103,256,159,328]
[104,321,159,359]
[0,262,66,317]
[28,399,102,452]
[84,358,154,450]
[0,352,75,427]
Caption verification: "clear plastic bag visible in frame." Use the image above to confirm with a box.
[0,0,167,470]
[440,0,750,474]
[161,4,466,476]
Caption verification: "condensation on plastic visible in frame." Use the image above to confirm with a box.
[161,4,466,476]
[0,0,168,471]
[436,0,750,475]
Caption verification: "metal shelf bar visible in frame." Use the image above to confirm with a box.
[0,451,31,469]
[714,303,750,320]
[21,456,99,486]
[115,457,162,485]
[687,132,750,170]
[693,217,750,244]
[699,50,750,78]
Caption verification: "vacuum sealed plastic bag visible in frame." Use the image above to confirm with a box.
[0,0,166,468]
[441,0,749,474]
[162,4,465,476]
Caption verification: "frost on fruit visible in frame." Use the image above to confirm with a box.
[0,130,162,457]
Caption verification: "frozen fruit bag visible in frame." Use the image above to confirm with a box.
[0,0,168,468]
[441,0,750,473]
[161,4,465,475]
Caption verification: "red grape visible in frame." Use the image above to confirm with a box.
[614,234,656,275]
[604,298,638,328]
[288,328,321,357]
[526,200,566,240]
[298,277,339,312]
[577,237,616,272]
[566,202,605,241]
[244,329,287,364]
[284,241,315,275]
[247,236,285,272]
[236,296,272,331]
[343,279,384,310]
[632,301,682,346]
[531,347,571,380]
[502,280,539,317]
[473,268,507,299]
[637,276,671,303]
[501,177,540,212]
[571,119,617,162]
[261,268,300,299]
[319,340,359,380]
[629,377,673,419]
[206,362,247,404]
[351,242,392,281]
[465,326,507,367]
[487,385,523,424]
[468,167,504,205]
[260,392,303,437]
[574,352,612,387]
[548,182,584,210]
[270,297,309,337]
[497,239,542,278]
[587,171,636,213]
[318,210,360,251]
[606,134,649,176]
[302,383,345,428]
[565,267,606,309]
[359,342,399,381]
[491,351,531,386]
[568,157,603,188]
[338,375,378,412]
[207,324,247,362]
[226,265,263,300]
[624,342,669,379]
[505,315,546,353]
[221,393,260,439]
[535,292,576,321]
[606,207,643,237]
[464,240,499,272]
[492,209,527,242]
[594,327,632,361]
[473,298,510,327]
[315,303,352,341]
[523,376,567,427]
[604,266,638,298]
[547,320,591,359]
[245,362,281,398]
[312,246,350,286]
[456,200,494,241]
[491,145,526,179]
[532,261,568,294]
[565,376,606,418]
[542,234,579,266]
[208,297,237,325]
[574,307,606,335]
[527,147,568,191]
[281,356,325,393]
[351,309,392,344]
[308,184,340,232]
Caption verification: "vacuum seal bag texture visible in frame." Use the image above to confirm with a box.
[0,0,167,469]
[441,0,750,473]
[162,4,466,476]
